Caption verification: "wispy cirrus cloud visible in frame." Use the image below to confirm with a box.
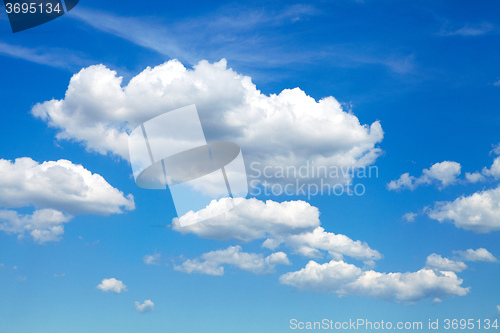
[0,42,91,70]
[70,8,194,63]
[143,253,161,265]
[69,6,414,74]
[70,5,317,66]
[438,22,496,37]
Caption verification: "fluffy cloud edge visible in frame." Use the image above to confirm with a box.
[0,208,71,244]
[279,259,470,303]
[174,245,291,276]
[135,300,154,313]
[172,197,381,262]
[0,157,135,215]
[387,161,461,191]
[97,278,127,293]
[31,59,384,186]
[428,184,500,233]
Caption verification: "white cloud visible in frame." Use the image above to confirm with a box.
[460,146,500,181]
[391,148,500,189]
[465,172,485,183]
[491,143,500,154]
[173,197,381,262]
[402,212,417,222]
[387,173,416,191]
[0,157,135,243]
[425,254,467,272]
[32,59,383,185]
[453,248,497,262]
[422,162,462,187]
[174,245,290,276]
[428,184,500,233]
[494,81,500,87]
[482,156,500,179]
[0,158,135,215]
[97,278,127,293]
[265,252,291,266]
[173,198,319,241]
[388,161,461,191]
[143,253,161,265]
[0,209,70,243]
[284,227,382,262]
[135,300,154,313]
[279,260,469,302]
[497,305,500,314]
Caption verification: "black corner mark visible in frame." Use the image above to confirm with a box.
[3,0,79,33]
[64,0,77,11]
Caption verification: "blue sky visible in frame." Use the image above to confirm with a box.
[1,1,500,332]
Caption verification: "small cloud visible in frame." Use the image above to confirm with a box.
[143,253,161,265]
[497,305,500,314]
[433,298,443,304]
[482,156,500,179]
[403,212,417,222]
[54,273,66,278]
[17,276,27,282]
[453,248,497,262]
[97,278,127,293]
[491,143,500,155]
[428,185,500,233]
[135,300,154,313]
[440,23,495,37]
[494,80,500,87]
[465,172,485,183]
[426,253,467,272]
[388,161,461,191]
[174,245,291,276]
